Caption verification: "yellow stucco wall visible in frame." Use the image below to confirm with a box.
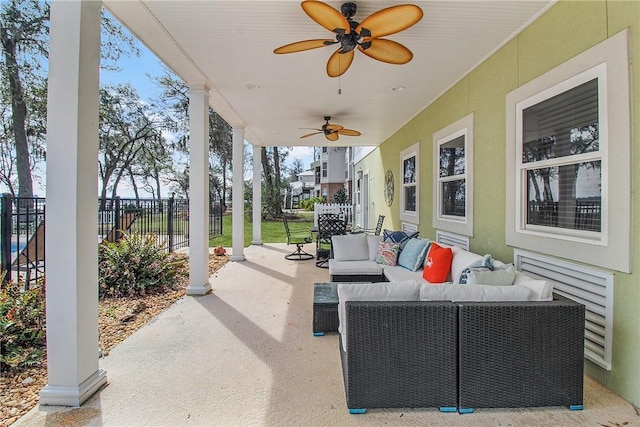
[356,0,640,405]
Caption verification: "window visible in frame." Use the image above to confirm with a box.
[400,143,419,224]
[506,30,631,273]
[433,113,474,236]
[322,162,327,178]
[521,79,601,235]
[322,147,327,153]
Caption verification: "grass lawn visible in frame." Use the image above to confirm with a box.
[209,212,314,247]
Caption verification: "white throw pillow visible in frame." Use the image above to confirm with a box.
[450,246,483,283]
[464,264,517,286]
[332,233,369,261]
[366,235,383,261]
[513,271,554,301]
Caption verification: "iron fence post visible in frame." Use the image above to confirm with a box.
[114,196,122,242]
[218,201,223,236]
[167,193,175,252]
[1,194,13,284]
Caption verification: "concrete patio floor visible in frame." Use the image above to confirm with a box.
[15,243,639,426]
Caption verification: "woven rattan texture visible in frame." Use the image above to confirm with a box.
[330,274,383,283]
[313,304,339,333]
[457,300,585,409]
[343,301,458,409]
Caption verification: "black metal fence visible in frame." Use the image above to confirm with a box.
[1,194,223,285]
[528,199,601,232]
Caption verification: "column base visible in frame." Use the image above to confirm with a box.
[251,240,263,245]
[230,255,246,261]
[186,282,212,296]
[39,369,107,407]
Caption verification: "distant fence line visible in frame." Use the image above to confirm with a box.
[313,203,354,228]
[0,194,223,285]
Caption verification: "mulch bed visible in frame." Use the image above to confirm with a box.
[0,254,230,427]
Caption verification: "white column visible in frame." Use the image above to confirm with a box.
[231,127,246,261]
[251,144,262,245]
[186,85,211,295]
[40,0,106,406]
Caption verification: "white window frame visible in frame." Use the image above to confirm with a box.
[433,113,474,237]
[506,29,631,273]
[400,142,419,224]
[516,69,604,242]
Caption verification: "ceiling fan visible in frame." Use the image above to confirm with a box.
[274,1,423,77]
[300,116,361,141]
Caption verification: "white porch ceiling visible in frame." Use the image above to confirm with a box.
[104,0,553,148]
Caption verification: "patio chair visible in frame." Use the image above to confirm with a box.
[351,214,385,236]
[12,220,46,283]
[103,211,139,243]
[282,215,314,261]
[315,213,347,268]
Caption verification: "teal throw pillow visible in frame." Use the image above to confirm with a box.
[397,238,430,271]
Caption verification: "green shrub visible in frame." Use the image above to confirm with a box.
[98,232,187,299]
[332,188,349,204]
[299,197,325,211]
[0,279,46,372]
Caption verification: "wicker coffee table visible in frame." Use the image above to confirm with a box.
[313,282,339,336]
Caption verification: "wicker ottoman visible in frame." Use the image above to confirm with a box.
[313,282,339,336]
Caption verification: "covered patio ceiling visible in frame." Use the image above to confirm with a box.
[103,0,554,148]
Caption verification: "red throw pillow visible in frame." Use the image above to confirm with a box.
[422,243,453,283]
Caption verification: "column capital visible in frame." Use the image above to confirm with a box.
[189,84,210,95]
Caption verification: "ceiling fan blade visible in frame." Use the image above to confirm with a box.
[337,129,361,137]
[327,48,354,77]
[325,132,339,141]
[274,39,336,54]
[301,1,350,34]
[325,124,343,131]
[300,131,322,139]
[358,39,413,64]
[356,4,423,38]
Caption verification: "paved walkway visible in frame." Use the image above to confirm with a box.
[15,243,639,426]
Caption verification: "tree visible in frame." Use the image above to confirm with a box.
[260,146,292,217]
[0,0,49,198]
[332,187,348,204]
[209,110,232,209]
[0,2,140,198]
[153,69,234,207]
[289,158,304,181]
[98,84,165,205]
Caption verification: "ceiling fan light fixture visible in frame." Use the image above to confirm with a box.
[245,83,261,90]
[392,85,406,92]
[274,1,423,77]
[299,116,361,141]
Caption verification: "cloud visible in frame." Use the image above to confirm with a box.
[287,146,315,170]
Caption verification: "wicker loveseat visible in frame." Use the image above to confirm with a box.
[338,284,585,414]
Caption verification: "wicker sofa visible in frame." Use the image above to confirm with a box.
[337,282,585,414]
